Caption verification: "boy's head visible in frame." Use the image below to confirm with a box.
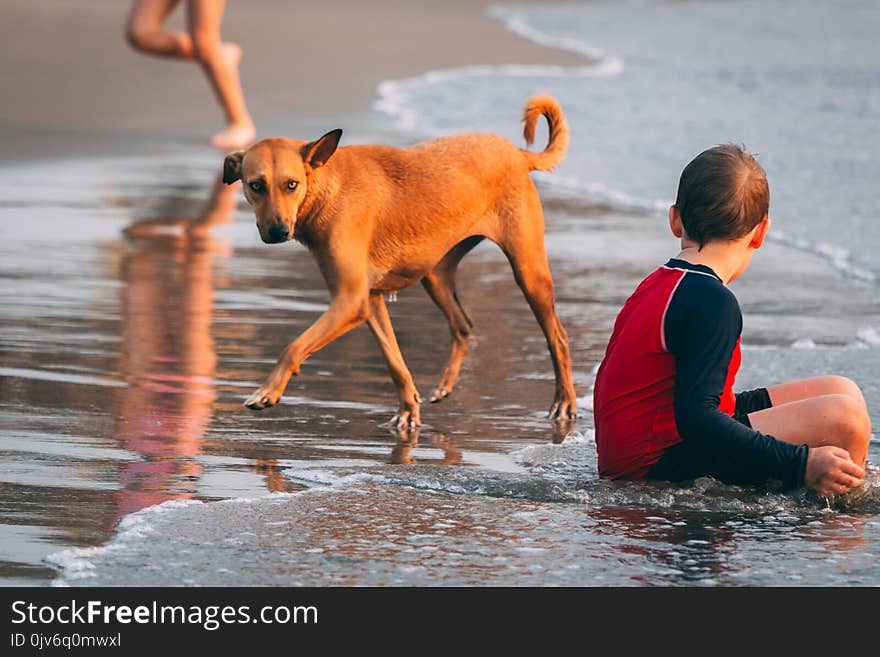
[672,144,769,249]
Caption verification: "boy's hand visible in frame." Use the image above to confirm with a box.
[805,446,865,496]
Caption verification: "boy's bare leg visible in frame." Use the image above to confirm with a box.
[749,391,872,467]
[187,175,238,237]
[187,0,255,149]
[126,0,255,148]
[126,0,193,58]
[766,375,868,413]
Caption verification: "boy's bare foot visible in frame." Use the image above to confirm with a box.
[209,121,256,150]
[222,42,242,67]
[805,445,865,497]
[208,43,255,150]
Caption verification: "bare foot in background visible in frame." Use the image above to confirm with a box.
[209,121,256,150]
[126,0,256,149]
[208,43,255,149]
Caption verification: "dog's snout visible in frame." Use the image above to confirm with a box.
[268,223,290,241]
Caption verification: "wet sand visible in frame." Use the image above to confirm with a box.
[2,150,877,585]
[0,0,592,585]
[0,0,584,162]
[1,1,878,587]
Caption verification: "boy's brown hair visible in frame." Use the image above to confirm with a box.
[674,143,769,247]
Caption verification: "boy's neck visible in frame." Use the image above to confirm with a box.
[674,243,746,285]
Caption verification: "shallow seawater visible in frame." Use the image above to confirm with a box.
[0,149,876,587]
[382,0,880,282]
[3,0,880,587]
[47,439,880,587]
[0,153,608,585]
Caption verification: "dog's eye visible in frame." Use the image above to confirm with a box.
[286,180,299,192]
[248,181,264,193]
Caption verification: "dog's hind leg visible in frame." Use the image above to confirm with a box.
[421,235,483,402]
[499,203,577,421]
[367,292,422,429]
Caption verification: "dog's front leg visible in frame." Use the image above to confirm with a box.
[244,293,371,410]
[366,292,422,429]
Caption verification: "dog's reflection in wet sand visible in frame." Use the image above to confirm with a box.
[391,428,462,466]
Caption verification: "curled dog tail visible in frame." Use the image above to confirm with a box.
[521,94,569,172]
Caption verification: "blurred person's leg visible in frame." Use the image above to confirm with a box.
[126,0,194,57]
[188,0,255,149]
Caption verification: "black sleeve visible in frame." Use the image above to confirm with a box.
[665,275,808,489]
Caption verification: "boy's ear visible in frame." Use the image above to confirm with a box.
[223,151,245,184]
[668,205,683,238]
[750,216,771,249]
[304,129,343,169]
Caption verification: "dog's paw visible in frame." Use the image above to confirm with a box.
[390,409,421,431]
[429,387,450,403]
[244,389,279,410]
[548,398,577,421]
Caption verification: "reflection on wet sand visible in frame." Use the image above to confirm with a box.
[5,160,876,585]
[111,175,490,521]
[109,177,233,527]
[588,507,732,583]
[587,505,869,585]
[390,428,462,465]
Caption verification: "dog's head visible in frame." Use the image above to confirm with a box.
[222,129,343,244]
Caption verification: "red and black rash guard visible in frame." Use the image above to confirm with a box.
[593,258,807,489]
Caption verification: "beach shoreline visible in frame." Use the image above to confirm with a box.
[0,0,586,164]
[1,0,878,588]
[0,0,595,586]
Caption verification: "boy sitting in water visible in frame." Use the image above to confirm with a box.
[593,144,871,496]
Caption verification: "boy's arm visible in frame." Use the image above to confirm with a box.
[665,277,808,488]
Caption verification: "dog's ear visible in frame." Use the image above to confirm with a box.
[304,129,343,169]
[222,151,245,184]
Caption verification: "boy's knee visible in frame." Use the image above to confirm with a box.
[827,394,871,445]
[191,32,220,62]
[125,22,152,52]
[825,375,866,407]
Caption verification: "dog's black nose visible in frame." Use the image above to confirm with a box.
[268,224,290,241]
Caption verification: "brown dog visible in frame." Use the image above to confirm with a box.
[223,95,577,428]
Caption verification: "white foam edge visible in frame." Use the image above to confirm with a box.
[509,429,596,463]
[783,327,880,350]
[374,2,625,137]
[43,488,359,586]
[855,326,880,347]
[768,232,876,284]
[375,60,622,134]
[282,468,389,488]
[488,4,624,71]
[547,177,877,285]
[282,468,492,499]
[544,179,876,285]
[540,174,671,214]
[45,499,204,585]
[373,5,877,287]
